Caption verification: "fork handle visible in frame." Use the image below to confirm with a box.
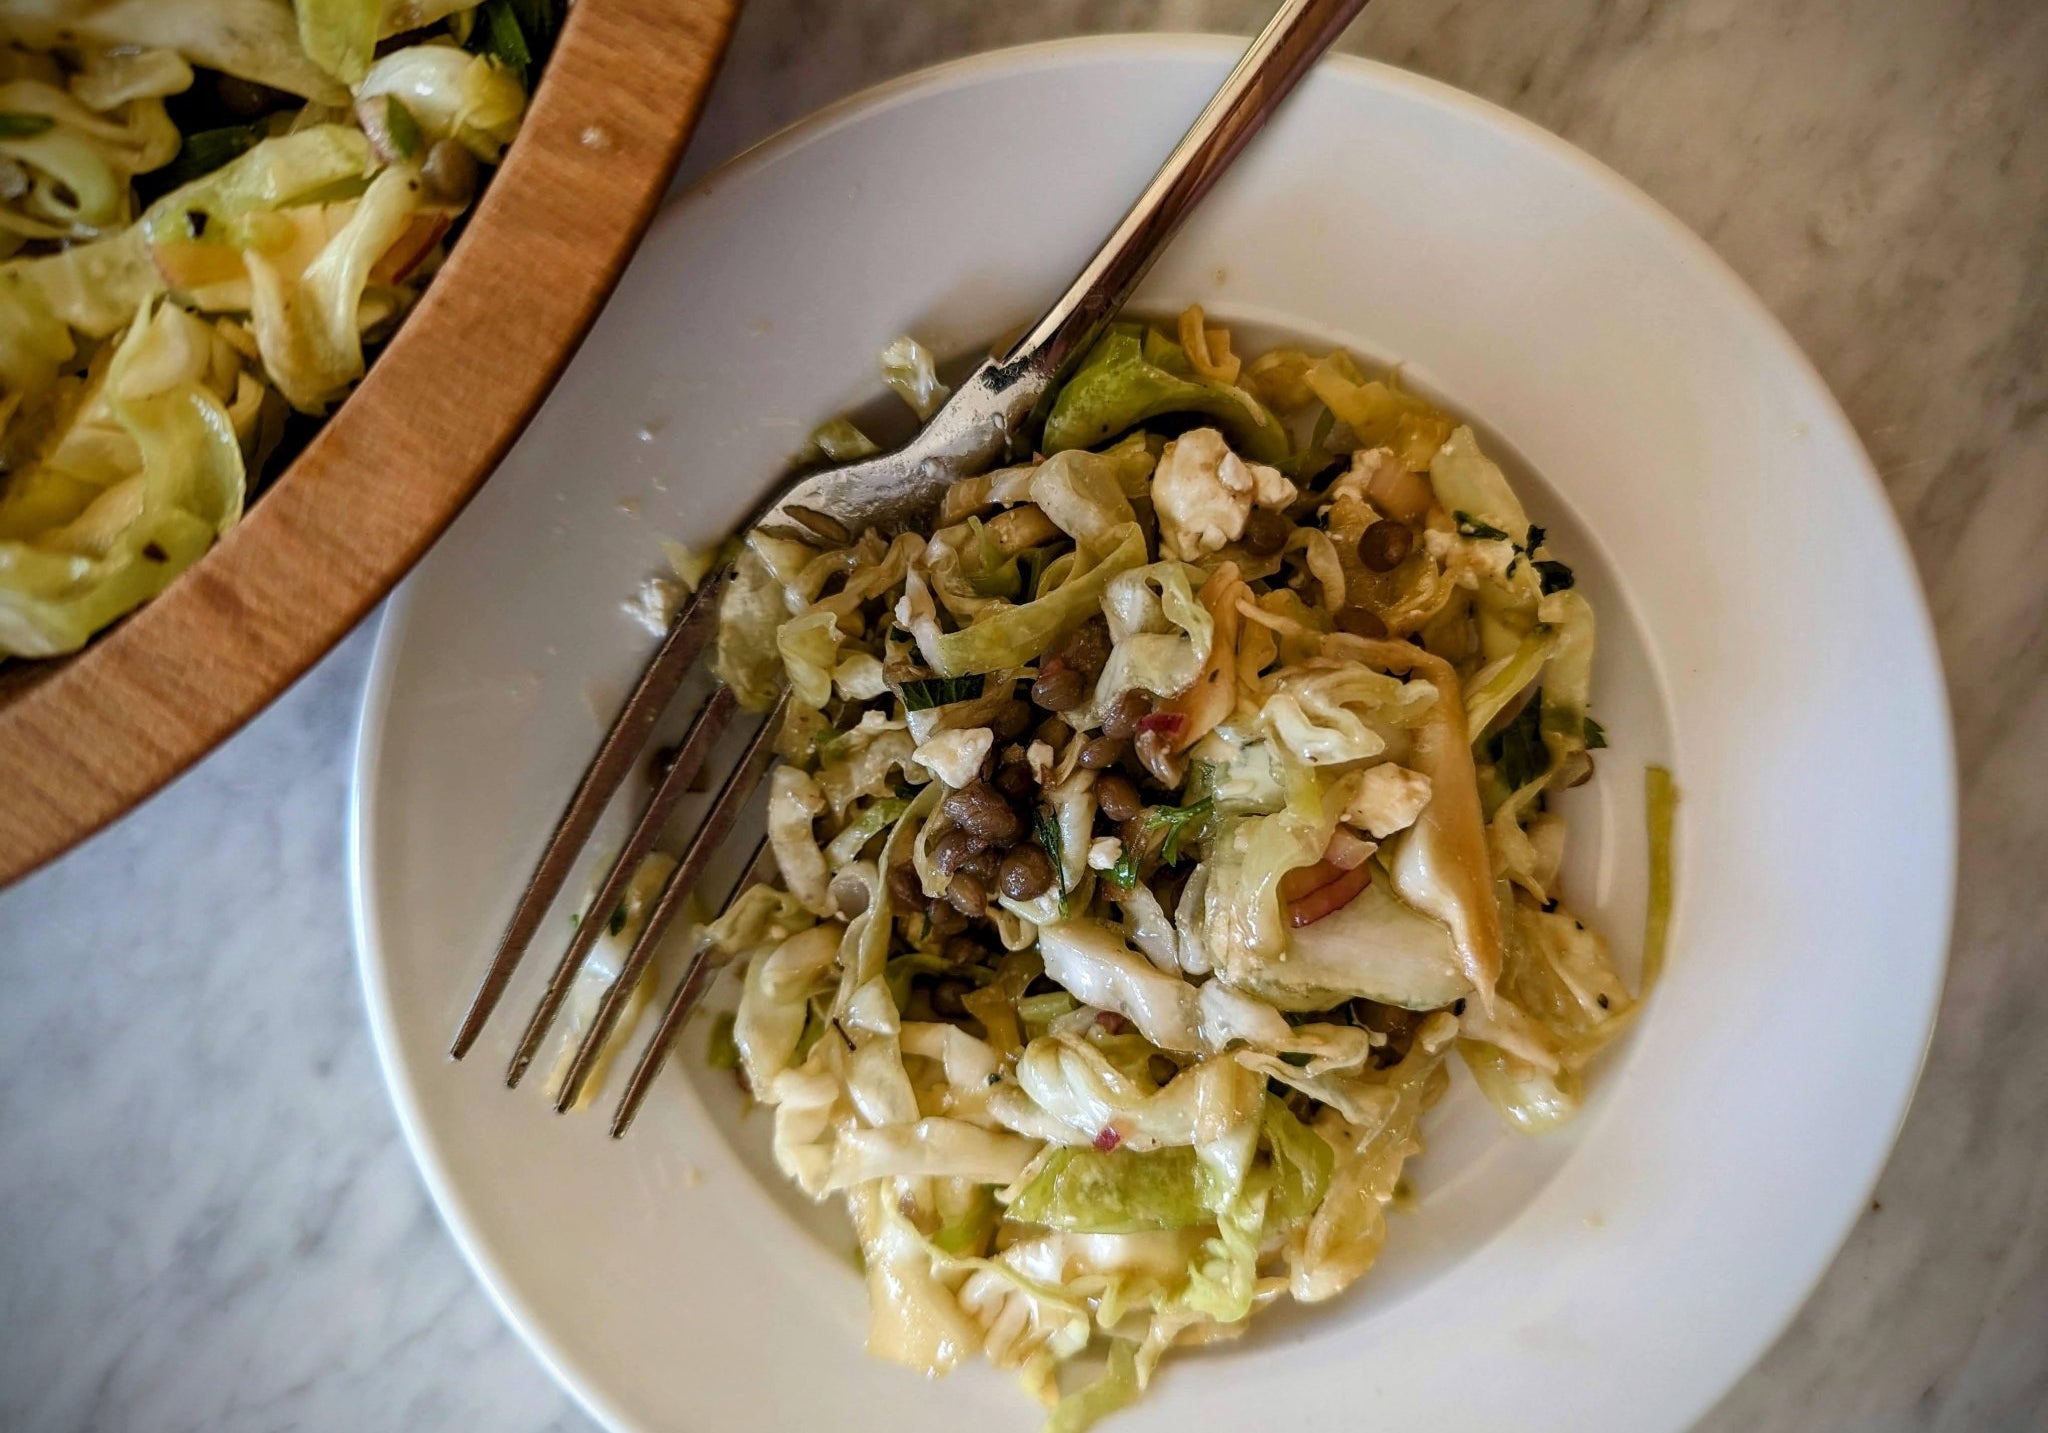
[1000,0,1370,383]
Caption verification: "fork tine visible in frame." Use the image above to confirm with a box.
[608,835,775,1138]
[551,690,789,1114]
[450,568,731,1060]
[504,683,740,1088]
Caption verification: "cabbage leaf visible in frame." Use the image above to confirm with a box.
[1042,322,1288,465]
[0,1,350,103]
[0,300,246,657]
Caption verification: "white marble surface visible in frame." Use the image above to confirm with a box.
[3,1,2043,1429]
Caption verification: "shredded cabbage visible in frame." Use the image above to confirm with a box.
[1043,322,1289,465]
[0,300,247,656]
[543,851,676,1108]
[698,314,1648,1431]
[0,1,350,103]
[0,5,528,659]
[356,43,525,162]
[879,334,949,421]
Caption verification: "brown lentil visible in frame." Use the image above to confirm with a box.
[1095,772,1145,823]
[990,699,1034,743]
[1099,690,1153,740]
[997,845,1056,901]
[1335,605,1390,639]
[944,871,989,917]
[939,780,1023,845]
[1035,716,1073,749]
[932,827,980,877]
[886,861,923,907]
[925,898,969,938]
[1029,664,1089,712]
[993,759,1037,802]
[1357,518,1414,572]
[961,846,1002,881]
[1242,508,1290,556]
[421,138,478,206]
[1078,735,1127,769]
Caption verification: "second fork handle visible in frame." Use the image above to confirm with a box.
[1001,0,1370,381]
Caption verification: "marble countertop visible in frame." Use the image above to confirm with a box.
[4,1,2043,1429]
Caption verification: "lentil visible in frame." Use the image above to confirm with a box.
[939,780,1023,845]
[1335,605,1389,639]
[1099,690,1153,740]
[1077,735,1127,769]
[997,845,1056,901]
[1095,772,1145,823]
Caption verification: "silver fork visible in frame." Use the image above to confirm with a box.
[450,0,1371,1136]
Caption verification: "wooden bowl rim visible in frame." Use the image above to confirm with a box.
[0,0,740,885]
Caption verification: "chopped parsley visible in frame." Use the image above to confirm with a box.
[1488,694,1550,792]
[1534,559,1575,594]
[1458,514,1575,594]
[898,673,984,711]
[1154,796,1212,864]
[1105,796,1213,888]
[467,0,564,83]
[1454,511,1512,542]
[1034,808,1069,917]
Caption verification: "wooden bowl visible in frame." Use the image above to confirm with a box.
[0,0,740,884]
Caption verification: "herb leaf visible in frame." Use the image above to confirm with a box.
[1152,796,1213,865]
[1034,808,1069,917]
[1105,796,1213,889]
[0,112,54,139]
[1105,848,1141,891]
[379,95,423,161]
[1534,558,1576,594]
[1488,693,1550,792]
[899,673,984,711]
[1583,715,1609,750]
[467,0,564,83]
[1454,510,1512,542]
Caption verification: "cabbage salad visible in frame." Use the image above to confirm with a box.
[0,0,560,658]
[696,313,1654,1431]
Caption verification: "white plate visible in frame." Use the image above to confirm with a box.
[351,37,1953,1433]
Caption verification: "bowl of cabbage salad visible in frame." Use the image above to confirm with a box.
[0,0,736,880]
[0,2,544,658]
[694,312,1675,1431]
